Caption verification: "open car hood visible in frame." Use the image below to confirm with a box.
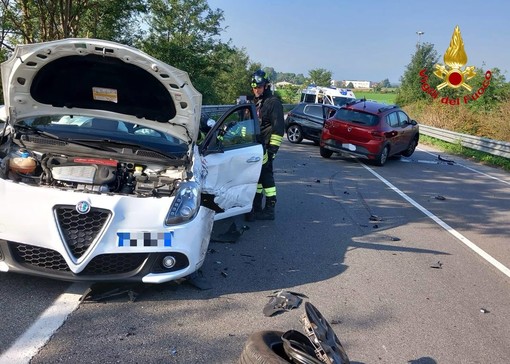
[1,38,202,143]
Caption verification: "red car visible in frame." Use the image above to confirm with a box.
[319,99,419,166]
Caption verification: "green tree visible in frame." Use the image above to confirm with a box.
[396,42,439,106]
[81,0,146,44]
[380,78,391,88]
[274,84,301,104]
[263,67,276,83]
[209,45,252,104]
[0,0,145,47]
[307,68,332,87]
[463,67,510,112]
[141,0,230,104]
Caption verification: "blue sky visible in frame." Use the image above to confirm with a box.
[207,0,509,84]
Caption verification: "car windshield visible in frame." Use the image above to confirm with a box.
[332,97,356,107]
[15,114,189,157]
[335,109,379,126]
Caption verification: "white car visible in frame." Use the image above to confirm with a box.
[0,38,262,284]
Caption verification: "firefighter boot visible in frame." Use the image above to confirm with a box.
[245,193,263,222]
[256,196,276,220]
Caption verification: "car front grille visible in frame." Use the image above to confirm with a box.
[10,242,148,276]
[80,254,149,275]
[12,243,71,271]
[54,205,111,259]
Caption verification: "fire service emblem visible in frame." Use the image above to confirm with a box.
[433,25,476,91]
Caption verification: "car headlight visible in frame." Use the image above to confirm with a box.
[165,181,201,225]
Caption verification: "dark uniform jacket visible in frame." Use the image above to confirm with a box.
[256,92,285,155]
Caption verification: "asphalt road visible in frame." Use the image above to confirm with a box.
[1,140,510,364]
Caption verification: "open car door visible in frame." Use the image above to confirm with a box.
[199,103,263,220]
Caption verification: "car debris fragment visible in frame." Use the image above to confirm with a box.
[80,282,145,303]
[263,290,308,317]
[210,222,249,243]
[430,261,443,269]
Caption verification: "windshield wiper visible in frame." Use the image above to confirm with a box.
[15,124,115,151]
[75,139,182,160]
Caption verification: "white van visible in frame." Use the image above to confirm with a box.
[300,85,356,106]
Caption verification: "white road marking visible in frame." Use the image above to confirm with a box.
[0,283,89,364]
[361,163,510,279]
[399,158,440,164]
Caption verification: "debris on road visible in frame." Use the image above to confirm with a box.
[369,215,383,222]
[430,261,443,269]
[263,290,308,317]
[438,155,455,164]
[186,270,212,290]
[210,222,248,243]
[80,282,145,303]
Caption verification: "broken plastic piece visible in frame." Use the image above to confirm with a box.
[282,330,323,364]
[369,215,382,222]
[186,270,212,290]
[263,290,308,317]
[80,282,145,303]
[430,261,443,269]
[301,302,350,364]
[438,155,455,164]
[210,222,249,243]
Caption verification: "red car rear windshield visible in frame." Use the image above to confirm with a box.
[335,109,379,126]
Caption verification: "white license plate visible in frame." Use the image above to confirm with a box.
[342,143,356,151]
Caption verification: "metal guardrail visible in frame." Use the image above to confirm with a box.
[202,105,232,115]
[202,104,296,115]
[419,125,510,159]
[203,105,510,159]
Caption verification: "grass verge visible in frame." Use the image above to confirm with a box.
[420,135,510,172]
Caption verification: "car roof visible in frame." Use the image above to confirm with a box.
[343,99,399,115]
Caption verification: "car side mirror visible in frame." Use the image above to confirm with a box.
[410,119,418,125]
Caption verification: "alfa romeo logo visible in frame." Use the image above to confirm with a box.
[76,200,91,214]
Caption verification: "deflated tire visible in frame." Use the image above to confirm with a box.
[238,330,290,364]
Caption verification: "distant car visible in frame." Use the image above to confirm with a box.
[285,103,338,144]
[0,38,263,284]
[319,99,419,166]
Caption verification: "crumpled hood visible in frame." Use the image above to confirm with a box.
[1,38,202,143]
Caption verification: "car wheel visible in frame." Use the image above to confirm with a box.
[374,145,389,166]
[320,146,333,159]
[286,125,303,144]
[239,330,291,364]
[401,137,418,157]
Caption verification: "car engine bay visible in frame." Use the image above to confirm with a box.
[0,138,187,198]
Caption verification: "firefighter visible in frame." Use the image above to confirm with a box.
[246,70,284,221]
